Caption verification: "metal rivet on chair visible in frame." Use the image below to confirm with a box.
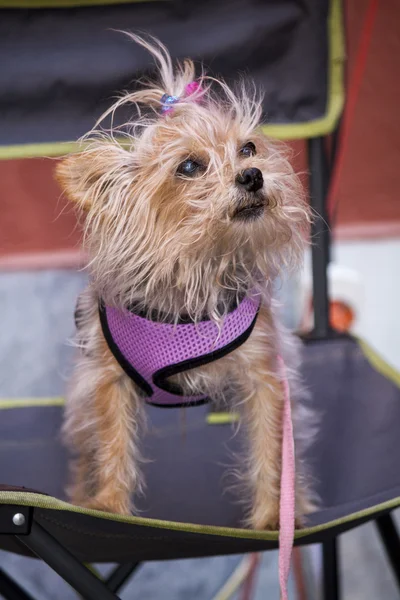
[12,513,26,527]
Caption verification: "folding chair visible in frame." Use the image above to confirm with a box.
[2,2,400,599]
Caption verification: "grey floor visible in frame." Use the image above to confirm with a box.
[0,552,290,600]
[1,238,400,599]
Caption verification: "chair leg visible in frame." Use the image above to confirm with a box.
[322,538,340,600]
[105,562,140,594]
[0,569,36,600]
[375,513,400,589]
[16,520,120,600]
[307,137,332,340]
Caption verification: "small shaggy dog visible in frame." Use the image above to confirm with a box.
[56,35,312,530]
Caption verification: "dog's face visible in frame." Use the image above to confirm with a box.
[135,108,277,232]
[57,37,309,316]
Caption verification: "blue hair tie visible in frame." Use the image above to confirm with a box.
[161,93,180,114]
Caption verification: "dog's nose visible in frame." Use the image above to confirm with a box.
[236,168,264,193]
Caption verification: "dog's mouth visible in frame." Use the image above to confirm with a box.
[232,199,265,221]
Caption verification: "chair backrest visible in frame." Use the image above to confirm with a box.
[0,0,343,159]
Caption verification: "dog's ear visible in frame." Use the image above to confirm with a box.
[55,145,130,212]
[55,151,95,211]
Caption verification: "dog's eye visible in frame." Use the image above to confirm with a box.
[177,159,201,177]
[239,142,256,158]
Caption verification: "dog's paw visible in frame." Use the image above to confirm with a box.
[76,492,132,516]
[295,516,306,529]
[295,489,317,528]
[248,502,280,531]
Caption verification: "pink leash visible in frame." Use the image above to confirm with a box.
[277,356,295,600]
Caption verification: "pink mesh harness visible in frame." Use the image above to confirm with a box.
[99,294,260,407]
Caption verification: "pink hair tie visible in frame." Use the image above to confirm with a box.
[184,81,202,97]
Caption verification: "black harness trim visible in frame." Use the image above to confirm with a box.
[99,304,153,397]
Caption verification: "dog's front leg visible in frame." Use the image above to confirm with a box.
[84,371,144,515]
[66,342,144,516]
[240,361,283,530]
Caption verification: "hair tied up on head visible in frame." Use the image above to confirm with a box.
[161,81,204,114]
[160,94,180,114]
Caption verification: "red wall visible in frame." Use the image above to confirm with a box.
[336,0,400,228]
[1,159,80,256]
[1,0,399,258]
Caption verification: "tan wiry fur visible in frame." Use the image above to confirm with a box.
[57,34,312,528]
